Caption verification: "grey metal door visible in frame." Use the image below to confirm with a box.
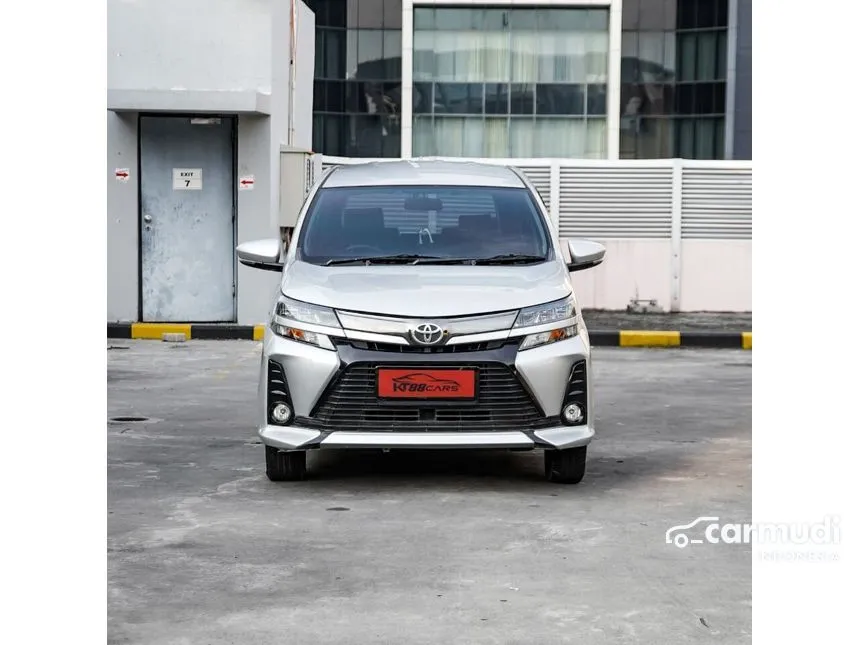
[139,116,235,322]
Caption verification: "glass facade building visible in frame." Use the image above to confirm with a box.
[304,0,751,160]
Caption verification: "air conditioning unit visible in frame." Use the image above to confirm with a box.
[279,146,322,228]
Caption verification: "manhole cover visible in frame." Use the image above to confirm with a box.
[109,416,150,423]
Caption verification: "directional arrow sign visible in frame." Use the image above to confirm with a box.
[115,168,130,182]
[239,175,255,191]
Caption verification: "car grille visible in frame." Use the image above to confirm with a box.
[297,363,558,432]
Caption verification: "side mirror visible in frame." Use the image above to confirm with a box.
[237,238,284,273]
[564,238,606,272]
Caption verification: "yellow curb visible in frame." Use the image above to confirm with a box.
[253,325,266,341]
[742,332,752,350]
[619,330,681,347]
[131,323,192,340]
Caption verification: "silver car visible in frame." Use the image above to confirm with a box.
[237,160,605,484]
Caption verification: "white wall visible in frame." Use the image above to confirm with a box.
[108,0,272,93]
[570,240,672,310]
[680,240,752,312]
[107,112,139,322]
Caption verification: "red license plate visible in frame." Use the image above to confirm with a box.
[377,368,476,399]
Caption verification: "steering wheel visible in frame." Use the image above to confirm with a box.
[345,244,384,254]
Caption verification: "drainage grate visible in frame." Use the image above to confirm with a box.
[109,416,150,423]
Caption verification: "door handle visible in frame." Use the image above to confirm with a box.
[143,214,153,223]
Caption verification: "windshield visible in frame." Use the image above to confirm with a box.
[296,185,551,266]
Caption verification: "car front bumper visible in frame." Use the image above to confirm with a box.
[256,324,594,451]
[259,423,594,451]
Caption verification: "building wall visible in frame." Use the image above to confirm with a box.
[306,0,750,161]
[107,0,315,325]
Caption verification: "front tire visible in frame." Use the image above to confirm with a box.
[544,446,587,484]
[265,446,307,481]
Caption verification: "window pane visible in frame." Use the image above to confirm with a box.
[435,82,483,114]
[715,82,726,114]
[383,0,402,29]
[663,32,676,79]
[313,114,324,152]
[414,8,434,30]
[586,32,608,82]
[356,0,384,28]
[328,0,346,28]
[696,31,717,80]
[696,0,717,29]
[324,80,345,112]
[586,118,607,158]
[413,82,434,114]
[693,82,712,113]
[638,0,666,30]
[534,118,587,157]
[437,8,468,30]
[586,84,607,115]
[509,9,535,30]
[714,116,725,158]
[356,29,384,78]
[636,118,672,158]
[677,0,696,29]
[622,0,640,30]
[313,79,325,111]
[510,117,535,157]
[675,118,695,158]
[463,118,484,157]
[510,84,535,115]
[638,32,665,75]
[323,29,346,79]
[381,30,401,79]
[586,9,609,31]
[484,83,509,115]
[716,31,727,80]
[716,0,728,27]
[483,118,509,157]
[678,33,696,81]
[621,32,637,82]
[413,30,435,81]
[536,84,585,115]
[675,83,695,114]
[695,118,716,158]
[511,28,538,82]
[412,115,435,155]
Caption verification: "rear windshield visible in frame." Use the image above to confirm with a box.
[297,185,551,265]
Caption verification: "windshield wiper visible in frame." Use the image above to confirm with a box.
[325,254,447,266]
[472,254,547,265]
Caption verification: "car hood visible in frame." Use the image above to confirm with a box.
[281,260,571,317]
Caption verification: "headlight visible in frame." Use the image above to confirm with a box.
[271,296,339,350]
[274,296,340,327]
[513,296,576,328]
[520,325,577,350]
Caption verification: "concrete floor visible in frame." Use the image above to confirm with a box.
[108,341,751,645]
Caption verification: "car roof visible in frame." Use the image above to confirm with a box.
[323,159,527,189]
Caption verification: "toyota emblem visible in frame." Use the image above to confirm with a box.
[410,322,446,346]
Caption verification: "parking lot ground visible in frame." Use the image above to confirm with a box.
[108,341,751,645]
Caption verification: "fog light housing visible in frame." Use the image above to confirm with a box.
[562,402,584,425]
[270,402,293,425]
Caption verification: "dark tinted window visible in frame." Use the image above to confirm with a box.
[299,185,550,264]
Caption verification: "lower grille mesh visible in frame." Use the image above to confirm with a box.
[298,363,557,432]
